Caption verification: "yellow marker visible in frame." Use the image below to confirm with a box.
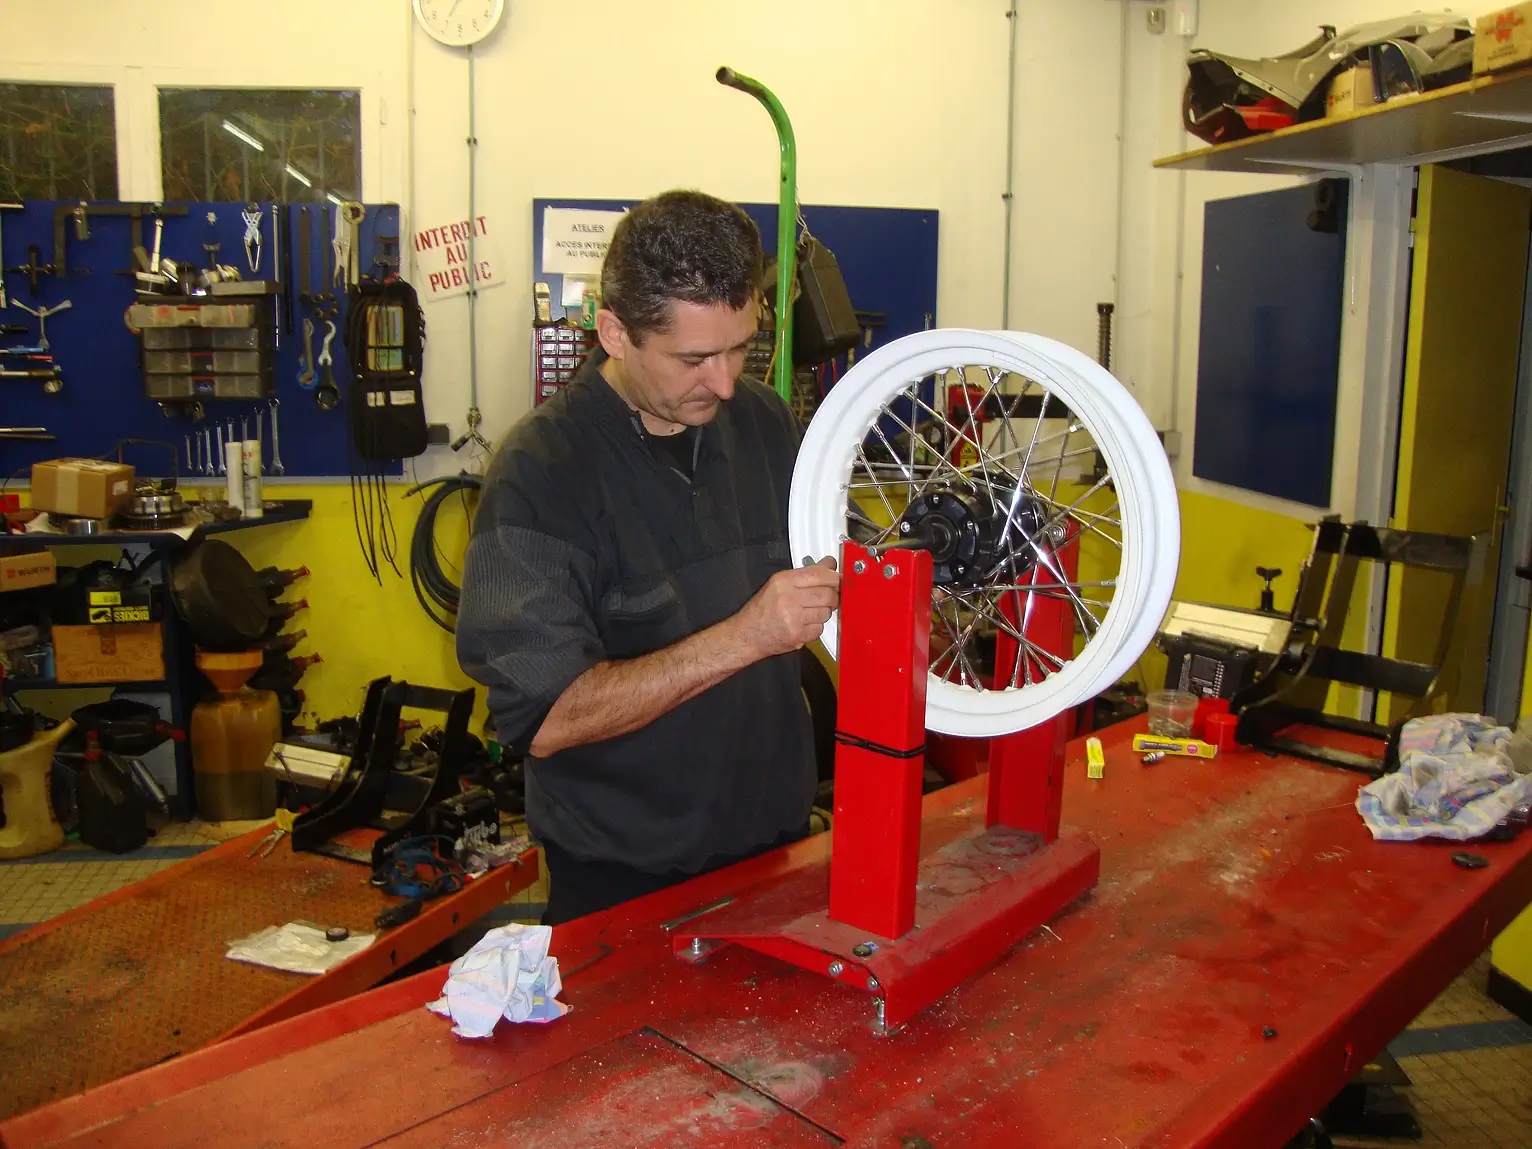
[1131,733,1218,759]
[1086,736,1105,779]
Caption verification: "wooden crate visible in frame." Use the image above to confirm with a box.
[52,624,165,685]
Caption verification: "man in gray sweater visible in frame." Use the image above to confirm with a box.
[458,190,839,924]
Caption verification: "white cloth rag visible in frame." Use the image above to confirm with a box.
[1356,714,1532,841]
[426,923,569,1038]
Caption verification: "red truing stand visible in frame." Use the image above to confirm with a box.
[674,538,1100,1032]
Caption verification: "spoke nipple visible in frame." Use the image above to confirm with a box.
[853,560,867,574]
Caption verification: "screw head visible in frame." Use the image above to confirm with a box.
[851,943,876,958]
[828,961,845,976]
[1262,1026,1278,1040]
[883,564,897,579]
[900,521,911,533]
[853,559,867,574]
[867,976,880,990]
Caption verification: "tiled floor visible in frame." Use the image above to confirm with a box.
[0,823,1525,1143]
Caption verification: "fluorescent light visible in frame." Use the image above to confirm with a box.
[284,164,312,188]
[325,193,343,206]
[220,120,264,152]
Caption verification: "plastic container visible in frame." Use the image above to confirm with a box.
[1147,690,1198,737]
[190,650,278,822]
[1193,696,1231,741]
[1206,712,1241,754]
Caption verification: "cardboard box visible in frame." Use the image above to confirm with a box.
[29,458,135,520]
[1326,63,1376,118]
[1476,3,1532,75]
[52,623,164,685]
[0,550,57,593]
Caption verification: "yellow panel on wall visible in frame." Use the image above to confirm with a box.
[223,485,483,730]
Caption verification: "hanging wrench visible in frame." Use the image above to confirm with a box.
[215,422,226,474]
[269,398,285,475]
[203,425,213,475]
[298,318,316,389]
[316,320,340,411]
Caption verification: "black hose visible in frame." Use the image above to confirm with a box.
[407,473,482,633]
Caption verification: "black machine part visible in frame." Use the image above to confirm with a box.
[290,678,479,869]
[792,234,861,368]
[428,785,499,845]
[1232,517,1482,776]
[1159,631,1269,701]
[60,699,177,757]
[75,754,149,855]
[169,538,271,650]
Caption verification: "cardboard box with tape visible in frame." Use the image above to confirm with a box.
[29,459,135,520]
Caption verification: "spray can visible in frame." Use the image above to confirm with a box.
[241,439,263,520]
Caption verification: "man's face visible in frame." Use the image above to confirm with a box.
[597,299,758,429]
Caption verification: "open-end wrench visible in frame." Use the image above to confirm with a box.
[298,318,316,389]
[215,423,225,474]
[269,398,285,475]
[203,425,213,475]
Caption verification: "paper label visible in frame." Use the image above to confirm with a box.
[541,207,626,276]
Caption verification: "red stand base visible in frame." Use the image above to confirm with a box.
[674,822,1100,1032]
[673,539,1099,1031]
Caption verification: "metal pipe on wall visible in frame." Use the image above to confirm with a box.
[1001,0,1019,328]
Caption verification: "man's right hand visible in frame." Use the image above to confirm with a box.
[734,557,841,658]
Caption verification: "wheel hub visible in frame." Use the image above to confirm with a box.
[895,485,1049,588]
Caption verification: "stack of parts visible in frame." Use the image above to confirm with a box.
[1356,714,1532,841]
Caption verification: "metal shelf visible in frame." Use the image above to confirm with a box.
[7,679,168,692]
[1156,66,1532,176]
[0,499,311,553]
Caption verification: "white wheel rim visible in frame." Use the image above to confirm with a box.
[788,329,1179,737]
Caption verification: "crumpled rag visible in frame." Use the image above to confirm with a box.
[1356,714,1532,841]
[426,923,569,1038]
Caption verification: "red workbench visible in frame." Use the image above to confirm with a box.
[4,718,1530,1148]
[0,823,538,1120]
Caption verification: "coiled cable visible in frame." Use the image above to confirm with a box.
[407,473,482,633]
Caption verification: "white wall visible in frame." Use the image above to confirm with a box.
[0,0,1139,473]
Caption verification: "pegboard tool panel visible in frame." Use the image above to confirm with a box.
[0,200,403,482]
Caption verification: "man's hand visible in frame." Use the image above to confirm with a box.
[733,557,840,659]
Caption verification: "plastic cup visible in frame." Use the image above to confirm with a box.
[1192,695,1231,741]
[1147,690,1198,737]
[1206,712,1241,754]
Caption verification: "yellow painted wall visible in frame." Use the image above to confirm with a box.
[221,485,481,728]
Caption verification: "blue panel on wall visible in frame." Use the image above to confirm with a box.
[0,200,402,482]
[1193,181,1348,507]
[531,197,939,363]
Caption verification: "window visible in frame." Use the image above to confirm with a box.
[158,89,361,202]
[0,83,118,201]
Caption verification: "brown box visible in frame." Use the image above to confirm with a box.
[0,550,56,593]
[1326,64,1376,118]
[29,458,135,520]
[52,623,164,684]
[1475,3,1532,75]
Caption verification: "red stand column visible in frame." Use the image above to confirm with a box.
[828,541,932,940]
[986,538,1081,840]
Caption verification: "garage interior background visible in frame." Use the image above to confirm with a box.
[4,0,1532,980]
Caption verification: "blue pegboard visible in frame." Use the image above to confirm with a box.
[0,199,403,482]
[1193,183,1348,507]
[531,197,940,367]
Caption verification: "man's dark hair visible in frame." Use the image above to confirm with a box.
[601,190,763,343]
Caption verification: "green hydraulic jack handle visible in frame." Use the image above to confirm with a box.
[717,66,796,404]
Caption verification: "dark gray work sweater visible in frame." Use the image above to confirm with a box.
[456,349,815,874]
